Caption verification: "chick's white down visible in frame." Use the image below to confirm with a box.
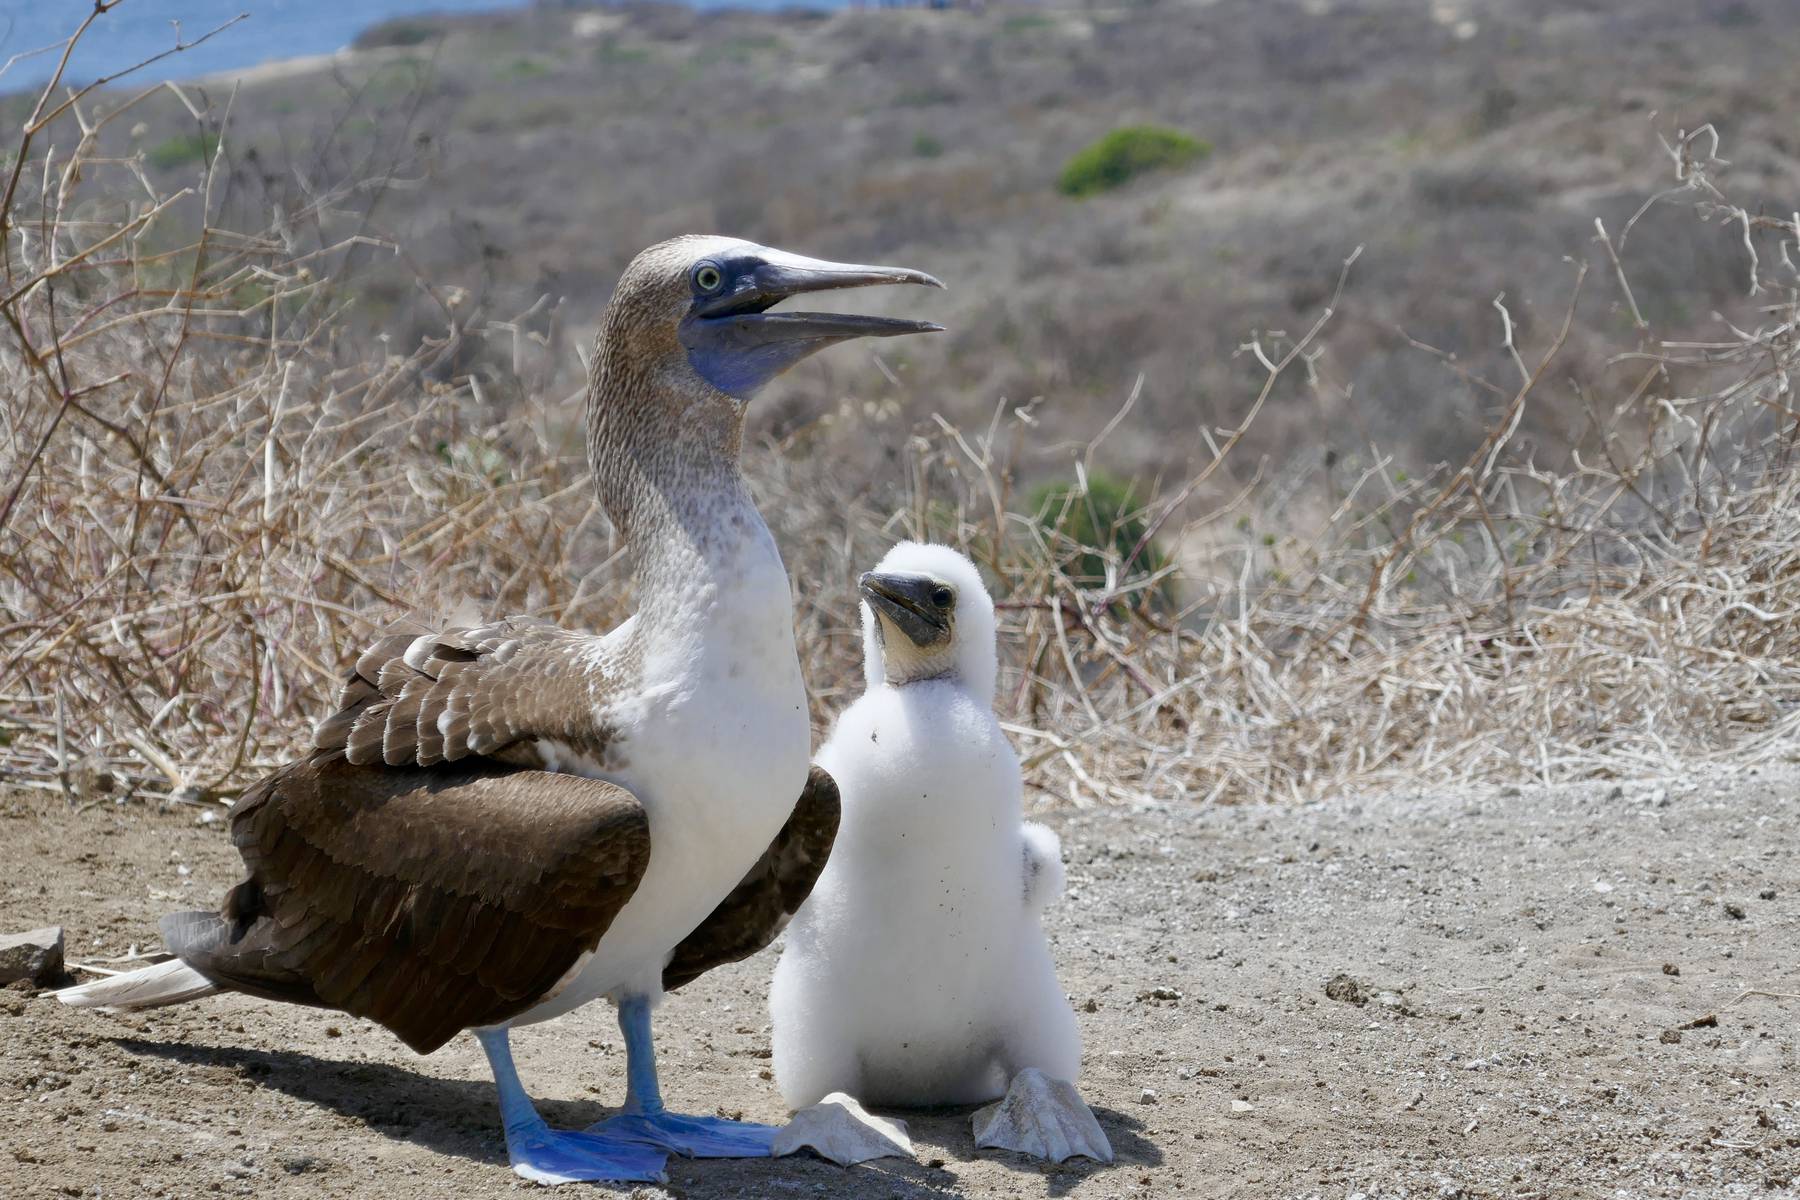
[771,542,1079,1108]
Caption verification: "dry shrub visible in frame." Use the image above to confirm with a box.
[0,13,626,801]
[770,127,1800,808]
[3,14,1798,810]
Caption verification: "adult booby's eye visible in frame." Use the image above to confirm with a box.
[930,586,954,609]
[693,263,724,292]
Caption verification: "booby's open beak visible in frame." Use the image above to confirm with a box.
[692,249,944,340]
[681,246,944,398]
[859,571,952,649]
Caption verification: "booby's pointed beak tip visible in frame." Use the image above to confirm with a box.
[880,319,946,336]
[843,265,943,290]
[753,258,945,299]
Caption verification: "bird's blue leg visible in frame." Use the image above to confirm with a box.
[585,996,780,1158]
[476,1027,669,1184]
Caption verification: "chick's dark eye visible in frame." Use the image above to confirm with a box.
[931,587,954,609]
[693,264,723,292]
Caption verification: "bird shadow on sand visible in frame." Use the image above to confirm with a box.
[112,1038,613,1170]
[864,1100,1160,1197]
[114,1039,1157,1195]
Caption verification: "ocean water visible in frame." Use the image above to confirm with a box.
[0,1,561,90]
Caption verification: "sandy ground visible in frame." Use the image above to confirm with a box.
[2,766,1797,1199]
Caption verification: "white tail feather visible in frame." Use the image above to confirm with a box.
[1021,822,1066,912]
[56,959,219,1010]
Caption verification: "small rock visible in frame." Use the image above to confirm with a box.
[1662,963,1680,976]
[1760,889,1777,901]
[1659,1029,1682,1044]
[1137,986,1182,1003]
[1592,880,1614,894]
[1229,1099,1255,1118]
[0,927,63,986]
[1325,974,1370,1006]
[1723,901,1746,920]
[1138,1088,1157,1105]
[1082,998,1098,1013]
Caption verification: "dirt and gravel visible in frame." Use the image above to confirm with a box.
[2,765,1796,1199]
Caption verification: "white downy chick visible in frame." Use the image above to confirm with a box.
[771,543,1108,1163]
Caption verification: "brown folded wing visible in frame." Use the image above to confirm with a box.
[311,618,622,769]
[662,765,840,992]
[165,754,650,1055]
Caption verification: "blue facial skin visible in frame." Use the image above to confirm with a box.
[686,337,826,401]
[677,253,941,399]
[679,255,824,400]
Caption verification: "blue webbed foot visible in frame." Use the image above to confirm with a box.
[596,995,781,1158]
[476,1025,669,1184]
[503,1125,671,1185]
[587,1110,780,1159]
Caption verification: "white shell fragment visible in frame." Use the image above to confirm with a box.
[771,1092,915,1166]
[972,1068,1114,1164]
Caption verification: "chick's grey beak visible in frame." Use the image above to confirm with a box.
[860,571,951,649]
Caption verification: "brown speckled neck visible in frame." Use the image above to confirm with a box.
[583,246,771,626]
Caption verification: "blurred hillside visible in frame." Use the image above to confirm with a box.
[43,0,1800,480]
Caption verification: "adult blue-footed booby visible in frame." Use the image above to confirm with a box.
[769,543,1112,1165]
[58,238,943,1184]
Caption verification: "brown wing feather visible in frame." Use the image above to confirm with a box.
[662,765,840,993]
[314,618,619,769]
[165,754,650,1054]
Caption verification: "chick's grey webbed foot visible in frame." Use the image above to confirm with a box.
[771,1092,915,1166]
[972,1067,1114,1164]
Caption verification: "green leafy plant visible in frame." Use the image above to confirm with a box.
[1057,125,1209,198]
[1029,472,1169,606]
